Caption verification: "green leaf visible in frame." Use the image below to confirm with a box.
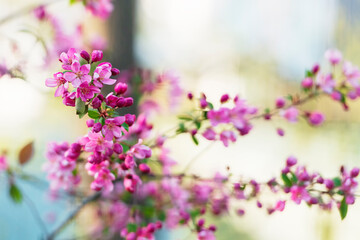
[76,98,88,118]
[142,206,155,219]
[99,117,105,126]
[290,172,298,184]
[285,95,293,101]
[305,70,314,77]
[178,115,193,121]
[281,173,292,187]
[127,223,137,233]
[333,177,342,188]
[176,123,186,134]
[207,102,214,110]
[203,111,208,119]
[158,210,166,221]
[194,120,201,130]
[122,123,129,132]
[191,135,199,145]
[9,184,22,204]
[88,109,100,119]
[121,143,129,153]
[339,197,348,220]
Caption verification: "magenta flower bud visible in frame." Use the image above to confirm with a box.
[93,122,102,133]
[264,113,271,120]
[124,174,137,193]
[146,223,156,233]
[125,155,135,169]
[286,156,297,167]
[317,177,324,184]
[301,77,313,89]
[277,128,284,137]
[237,209,245,216]
[308,112,325,126]
[111,68,120,76]
[190,129,197,136]
[312,64,320,74]
[220,94,229,103]
[91,50,103,63]
[97,94,104,101]
[86,119,95,127]
[275,97,286,108]
[125,114,136,126]
[200,207,206,215]
[208,225,217,232]
[116,97,125,108]
[106,94,119,108]
[324,179,334,189]
[282,167,290,174]
[155,221,162,229]
[113,143,123,154]
[351,168,360,178]
[200,98,208,109]
[80,50,90,62]
[70,143,82,153]
[257,201,263,208]
[187,92,193,100]
[33,5,46,20]
[92,97,102,109]
[309,197,319,205]
[120,163,129,171]
[124,97,134,107]
[331,91,342,101]
[114,82,128,95]
[139,163,150,174]
[197,218,205,227]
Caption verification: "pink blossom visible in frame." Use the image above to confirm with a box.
[86,0,114,19]
[76,82,101,102]
[62,91,76,107]
[316,73,336,94]
[203,128,217,140]
[64,61,91,88]
[83,131,113,152]
[219,130,236,147]
[274,200,286,211]
[325,49,342,65]
[0,155,8,171]
[308,112,325,126]
[124,174,138,193]
[129,140,152,159]
[198,230,216,240]
[59,48,79,70]
[343,61,360,87]
[301,77,313,89]
[91,168,115,192]
[280,107,299,123]
[102,116,125,140]
[275,97,286,108]
[290,186,310,204]
[45,72,68,97]
[93,62,116,87]
[208,108,230,126]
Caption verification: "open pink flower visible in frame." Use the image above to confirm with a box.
[281,107,299,123]
[102,116,125,140]
[316,73,335,94]
[129,140,152,159]
[219,130,236,147]
[45,72,68,97]
[93,62,116,87]
[64,61,91,88]
[76,81,101,102]
[59,48,79,70]
[91,168,115,192]
[83,131,113,152]
[325,49,342,65]
[86,0,114,19]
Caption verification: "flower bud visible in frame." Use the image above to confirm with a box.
[139,163,150,174]
[312,64,320,74]
[301,77,313,89]
[220,94,229,103]
[324,179,334,189]
[92,97,102,109]
[111,68,120,76]
[276,128,284,136]
[124,97,134,107]
[308,112,325,126]
[93,122,102,133]
[116,97,125,108]
[86,119,95,128]
[187,92,193,100]
[80,50,90,62]
[286,156,297,167]
[275,97,286,108]
[106,94,119,108]
[197,218,205,227]
[351,168,360,178]
[114,82,128,95]
[125,114,136,126]
[113,143,123,154]
[91,50,103,63]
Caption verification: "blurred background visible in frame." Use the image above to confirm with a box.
[1,0,360,239]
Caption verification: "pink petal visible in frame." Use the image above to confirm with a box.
[45,78,58,87]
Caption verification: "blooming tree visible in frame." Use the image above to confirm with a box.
[1,1,360,240]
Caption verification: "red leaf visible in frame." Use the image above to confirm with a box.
[19,141,34,165]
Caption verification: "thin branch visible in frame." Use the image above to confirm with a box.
[22,192,49,237]
[46,192,101,240]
